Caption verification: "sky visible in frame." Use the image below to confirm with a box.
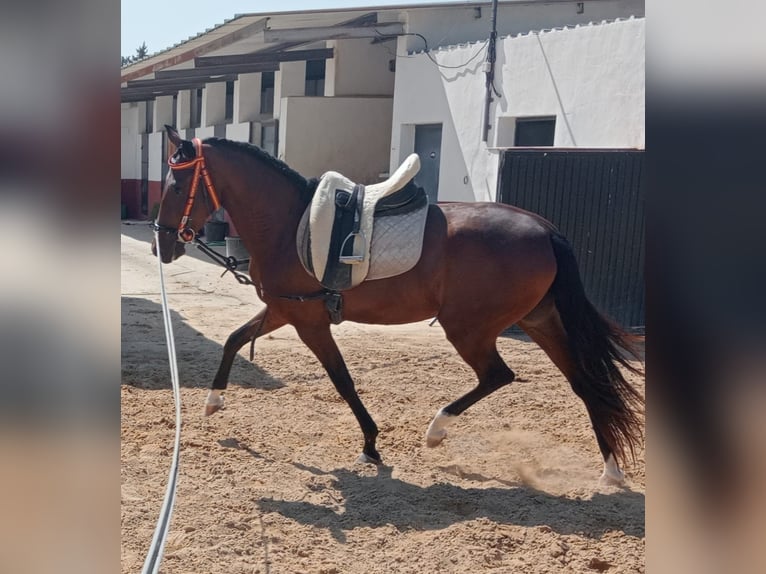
[121,0,450,58]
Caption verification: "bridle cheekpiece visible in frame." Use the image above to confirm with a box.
[155,138,221,243]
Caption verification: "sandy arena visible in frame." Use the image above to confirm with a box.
[121,221,644,573]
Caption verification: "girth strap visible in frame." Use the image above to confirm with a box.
[279,290,344,324]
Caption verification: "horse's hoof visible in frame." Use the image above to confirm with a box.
[425,409,453,447]
[599,473,626,487]
[599,454,625,486]
[598,471,626,487]
[204,403,223,416]
[355,452,382,465]
[204,390,224,416]
[425,427,447,448]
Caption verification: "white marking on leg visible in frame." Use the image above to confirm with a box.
[204,389,224,416]
[355,453,379,465]
[425,408,456,447]
[599,453,625,486]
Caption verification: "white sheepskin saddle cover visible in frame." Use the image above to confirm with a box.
[297,154,428,291]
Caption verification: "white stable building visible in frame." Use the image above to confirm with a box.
[392,16,645,202]
[121,0,644,220]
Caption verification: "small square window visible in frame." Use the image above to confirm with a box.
[260,72,275,115]
[514,116,556,146]
[305,60,326,97]
[225,81,234,121]
[261,121,278,157]
[190,88,202,128]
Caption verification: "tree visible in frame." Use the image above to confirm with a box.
[134,42,149,61]
[121,43,149,67]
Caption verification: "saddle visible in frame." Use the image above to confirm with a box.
[297,154,429,291]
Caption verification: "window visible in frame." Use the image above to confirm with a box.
[261,121,278,157]
[190,88,202,128]
[260,72,275,115]
[514,116,556,146]
[305,60,326,97]
[172,95,177,127]
[225,81,234,122]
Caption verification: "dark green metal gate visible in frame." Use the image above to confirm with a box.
[497,149,644,328]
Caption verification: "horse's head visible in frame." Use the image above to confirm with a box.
[151,125,221,263]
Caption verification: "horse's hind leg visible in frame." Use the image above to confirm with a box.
[517,296,625,485]
[425,325,515,447]
[206,306,286,415]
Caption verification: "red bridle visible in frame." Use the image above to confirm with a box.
[162,138,222,243]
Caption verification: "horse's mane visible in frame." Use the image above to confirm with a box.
[203,137,318,200]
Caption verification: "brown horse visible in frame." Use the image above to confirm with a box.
[152,125,643,485]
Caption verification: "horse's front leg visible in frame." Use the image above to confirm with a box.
[295,324,381,464]
[206,306,286,415]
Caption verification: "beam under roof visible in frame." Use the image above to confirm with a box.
[252,12,376,55]
[154,63,279,81]
[126,75,236,90]
[121,93,167,103]
[261,21,403,43]
[121,82,221,102]
[194,47,334,68]
[121,90,178,102]
[121,87,197,99]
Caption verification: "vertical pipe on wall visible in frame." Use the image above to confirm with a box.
[481,0,499,143]
[481,0,500,143]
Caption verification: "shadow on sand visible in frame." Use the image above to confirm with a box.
[121,296,283,391]
[257,462,645,543]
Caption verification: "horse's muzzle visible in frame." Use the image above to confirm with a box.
[151,234,186,263]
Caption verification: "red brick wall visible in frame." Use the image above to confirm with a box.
[148,181,163,218]
[121,180,163,220]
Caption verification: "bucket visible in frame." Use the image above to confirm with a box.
[225,236,250,270]
[204,220,229,243]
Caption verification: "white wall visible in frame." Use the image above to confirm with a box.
[236,73,261,122]
[202,82,225,127]
[134,102,148,134]
[148,132,163,181]
[326,38,395,96]
[390,35,485,202]
[226,122,251,142]
[390,17,645,202]
[121,104,140,179]
[176,90,191,130]
[280,96,393,182]
[498,20,645,147]
[274,61,306,120]
[194,126,216,139]
[153,96,174,131]
[398,0,644,54]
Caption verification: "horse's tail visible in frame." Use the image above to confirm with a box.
[549,232,644,465]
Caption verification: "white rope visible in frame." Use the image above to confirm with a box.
[141,233,183,574]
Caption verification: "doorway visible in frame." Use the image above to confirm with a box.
[414,124,442,203]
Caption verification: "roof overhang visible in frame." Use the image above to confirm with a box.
[119,1,590,102]
[120,10,399,102]
[121,17,271,83]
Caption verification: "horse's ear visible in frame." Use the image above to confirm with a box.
[165,125,182,147]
